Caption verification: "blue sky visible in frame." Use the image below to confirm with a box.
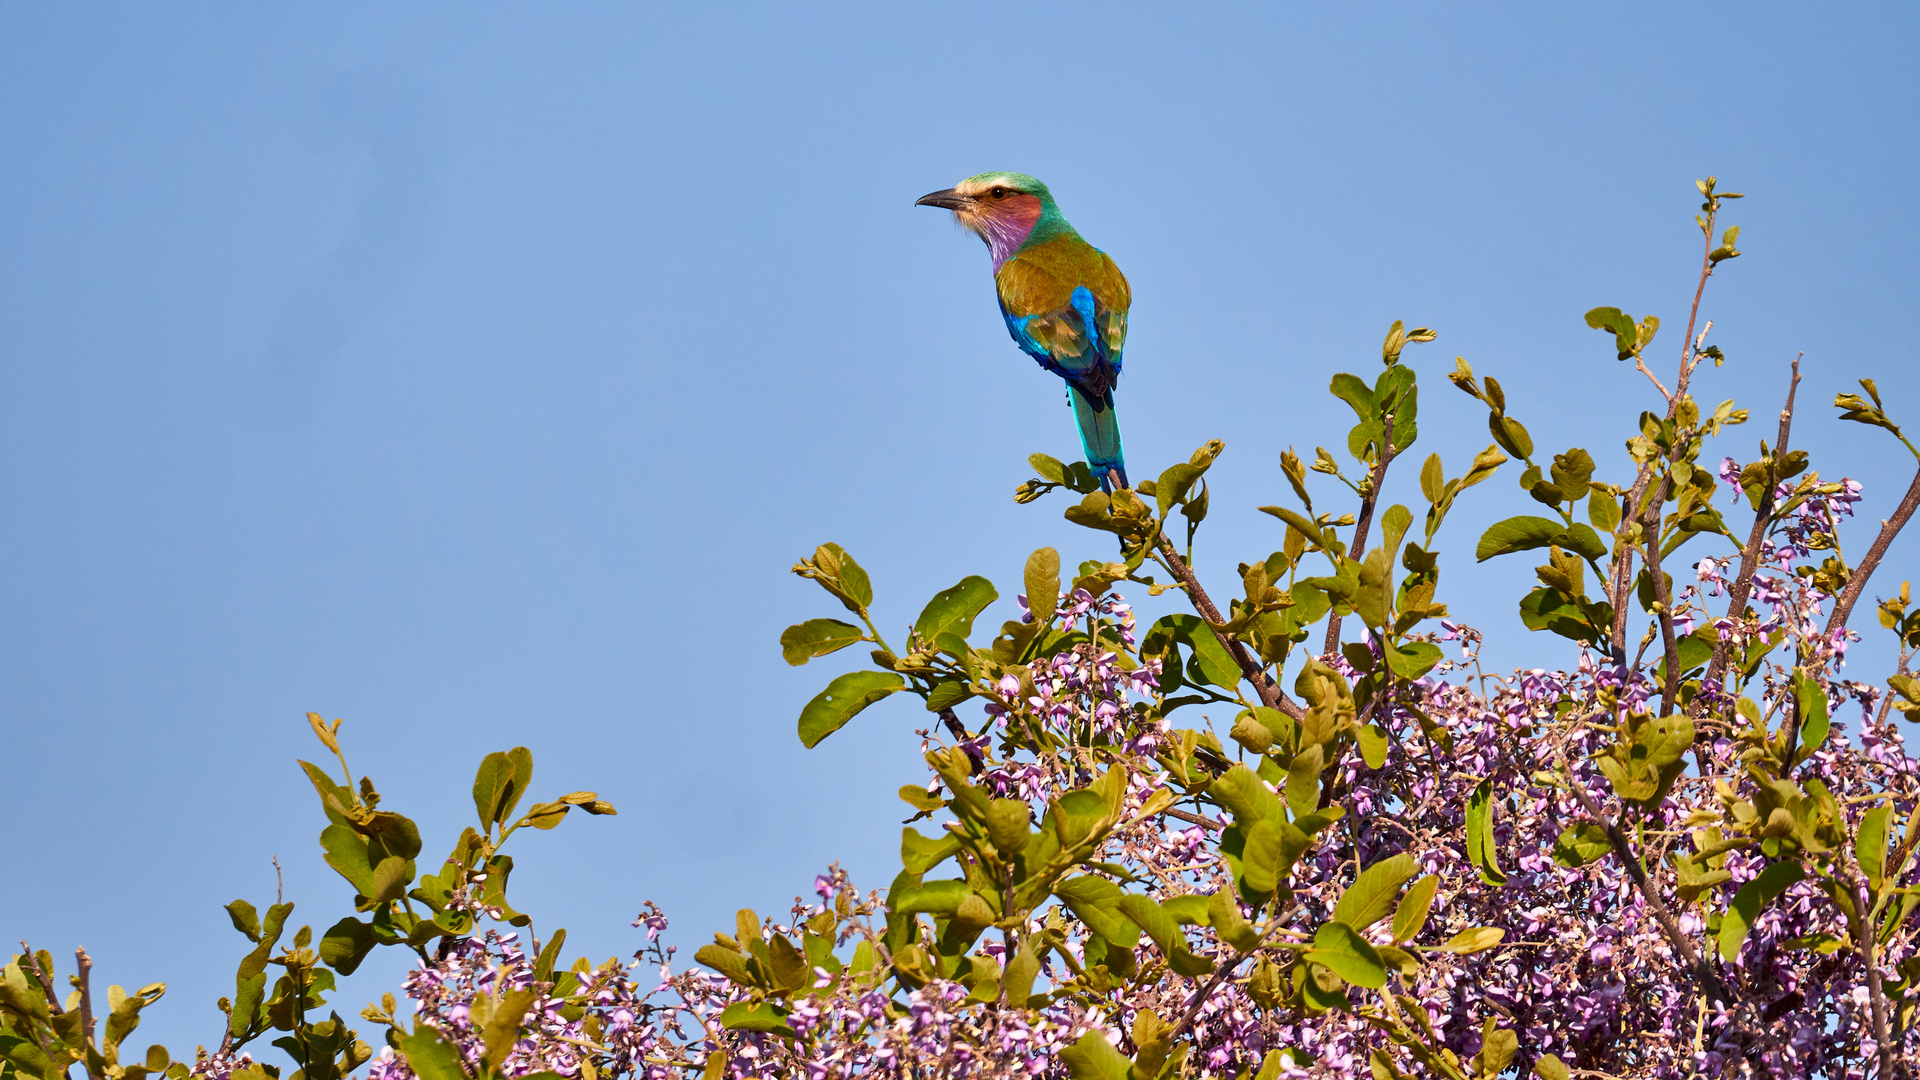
[4,1,1918,1060]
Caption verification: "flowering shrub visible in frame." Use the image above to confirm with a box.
[8,178,1920,1080]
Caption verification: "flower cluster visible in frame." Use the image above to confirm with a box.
[345,458,1920,1080]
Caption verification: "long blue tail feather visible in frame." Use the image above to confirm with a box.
[1068,383,1127,492]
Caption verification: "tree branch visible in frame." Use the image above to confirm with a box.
[76,947,100,1080]
[1641,477,1682,714]
[1853,875,1900,1080]
[1161,806,1222,832]
[1155,536,1304,720]
[1702,358,1801,694]
[1612,202,1725,667]
[16,943,63,1015]
[1566,777,1733,1006]
[1170,904,1299,1042]
[1825,461,1920,636]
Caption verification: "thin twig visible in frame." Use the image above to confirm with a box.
[1161,807,1222,832]
[1323,413,1398,657]
[1611,200,1725,665]
[1170,904,1300,1041]
[1702,358,1801,695]
[1674,226,1717,406]
[75,947,99,1080]
[1154,537,1304,720]
[17,943,63,1015]
[1566,777,1733,1005]
[1825,462,1920,636]
[1852,873,1900,1080]
[1634,358,1673,403]
[1639,476,1682,713]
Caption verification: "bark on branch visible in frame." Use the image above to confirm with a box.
[1155,536,1304,721]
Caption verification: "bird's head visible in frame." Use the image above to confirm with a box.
[915,172,1066,268]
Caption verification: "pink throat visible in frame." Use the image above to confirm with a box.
[968,198,1043,270]
[977,213,1035,270]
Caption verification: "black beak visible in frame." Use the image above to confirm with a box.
[914,188,975,211]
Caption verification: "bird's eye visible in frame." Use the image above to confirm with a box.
[992,187,1009,198]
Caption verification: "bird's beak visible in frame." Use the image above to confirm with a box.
[914,188,976,212]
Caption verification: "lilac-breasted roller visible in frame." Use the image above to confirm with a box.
[915,172,1131,491]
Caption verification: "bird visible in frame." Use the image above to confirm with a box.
[915,172,1131,491]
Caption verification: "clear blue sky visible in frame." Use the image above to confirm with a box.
[5,1,1917,1060]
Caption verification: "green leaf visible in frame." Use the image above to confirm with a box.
[1584,306,1640,359]
[766,935,811,991]
[1552,822,1611,867]
[891,879,972,916]
[1053,876,1144,947]
[1718,861,1808,961]
[366,856,414,904]
[396,1026,468,1080]
[318,917,377,975]
[1059,1029,1132,1080]
[693,945,754,987]
[1155,462,1201,518]
[1554,523,1608,562]
[1307,921,1386,988]
[1025,548,1061,626]
[1208,890,1260,952]
[1229,710,1276,754]
[1859,805,1893,891]
[1548,448,1595,497]
[1795,672,1831,761]
[1352,548,1392,629]
[1472,1021,1519,1078]
[1286,744,1324,820]
[1236,821,1282,897]
[901,828,963,874]
[982,798,1031,857]
[1329,373,1375,423]
[1439,926,1505,954]
[320,824,377,896]
[915,576,999,643]
[1534,1055,1571,1080]
[717,1001,795,1038]
[1144,614,1241,689]
[472,749,534,832]
[1257,505,1331,550]
[1391,874,1440,942]
[1029,453,1068,484]
[1465,780,1506,885]
[797,671,907,748]
[1655,628,1717,682]
[1380,503,1413,557]
[1355,723,1390,769]
[1333,853,1417,931]
[1383,641,1442,681]
[1490,414,1534,460]
[1161,895,1210,926]
[779,619,866,665]
[1588,488,1622,532]
[1208,764,1284,829]
[1116,895,1213,976]
[824,543,873,610]
[924,679,973,712]
[229,972,264,1038]
[225,900,262,943]
[1002,941,1040,1004]
[898,785,943,813]
[1475,516,1563,562]
[1517,586,1612,644]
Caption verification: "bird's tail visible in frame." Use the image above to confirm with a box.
[1068,383,1128,492]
